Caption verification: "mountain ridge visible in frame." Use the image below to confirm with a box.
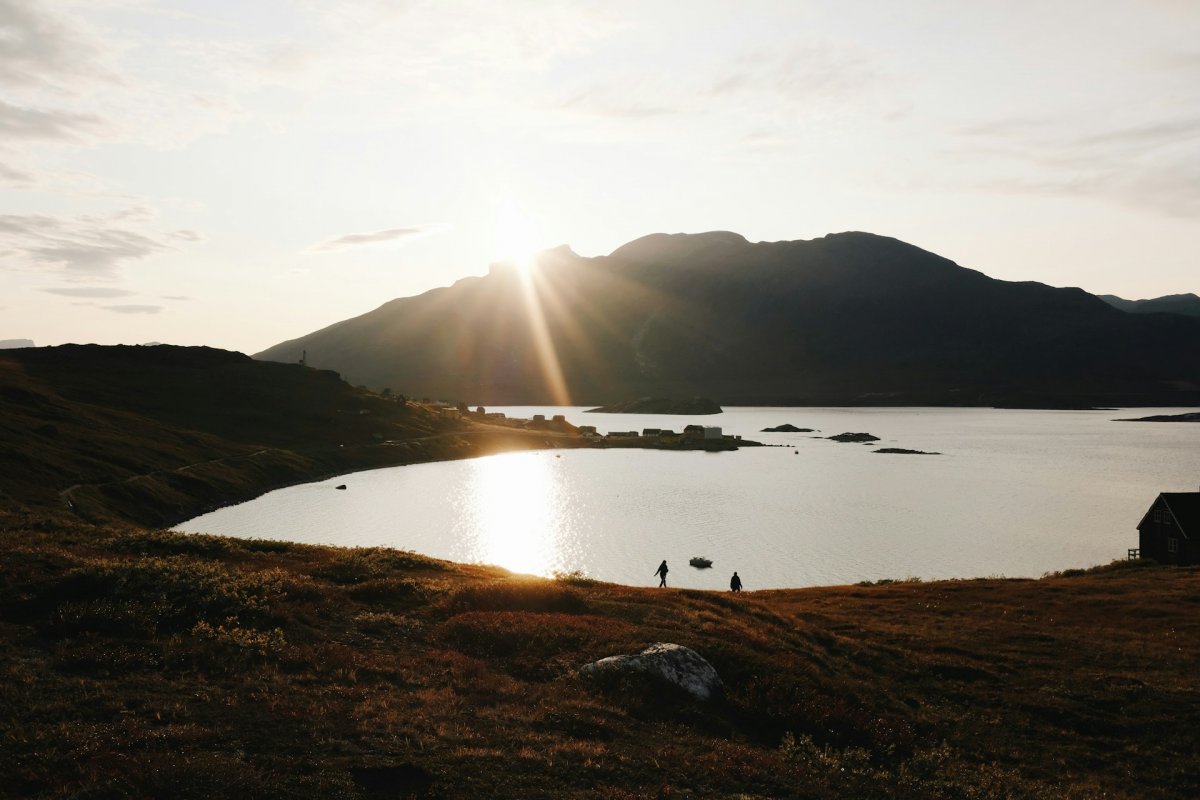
[256,231,1200,407]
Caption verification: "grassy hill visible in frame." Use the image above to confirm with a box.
[0,344,581,526]
[3,344,1200,798]
[3,514,1198,799]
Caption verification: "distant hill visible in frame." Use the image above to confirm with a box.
[1098,293,1200,318]
[0,339,34,349]
[256,232,1200,407]
[0,345,573,525]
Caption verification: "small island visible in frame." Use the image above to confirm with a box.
[1115,411,1200,423]
[827,432,881,443]
[761,424,815,433]
[874,447,941,455]
[585,396,723,415]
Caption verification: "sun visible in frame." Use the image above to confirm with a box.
[492,200,545,276]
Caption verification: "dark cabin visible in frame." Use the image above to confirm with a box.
[1137,492,1200,565]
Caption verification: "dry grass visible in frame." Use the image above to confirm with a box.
[3,512,1199,799]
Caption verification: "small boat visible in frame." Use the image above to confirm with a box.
[689,557,713,569]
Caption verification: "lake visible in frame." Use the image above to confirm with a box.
[176,407,1200,589]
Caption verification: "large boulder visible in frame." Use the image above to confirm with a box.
[580,642,723,701]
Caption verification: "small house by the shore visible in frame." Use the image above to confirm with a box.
[1137,492,1200,565]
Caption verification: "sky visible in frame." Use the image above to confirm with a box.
[2,0,1198,354]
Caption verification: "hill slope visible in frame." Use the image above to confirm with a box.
[1098,292,1200,318]
[0,345,580,526]
[3,516,1199,799]
[257,232,1200,407]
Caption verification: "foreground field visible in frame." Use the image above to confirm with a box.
[3,511,1198,799]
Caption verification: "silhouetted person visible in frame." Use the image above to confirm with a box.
[730,571,742,592]
[655,559,669,587]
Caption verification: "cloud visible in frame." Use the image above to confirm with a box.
[309,223,451,252]
[0,0,110,90]
[0,99,104,141]
[102,304,162,315]
[161,294,190,301]
[955,112,1200,218]
[0,209,198,279]
[42,286,134,298]
[0,161,34,185]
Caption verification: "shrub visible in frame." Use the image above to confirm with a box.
[442,581,588,614]
[314,548,446,584]
[109,529,233,558]
[50,557,293,633]
[438,611,631,659]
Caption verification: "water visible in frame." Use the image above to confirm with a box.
[176,407,1200,589]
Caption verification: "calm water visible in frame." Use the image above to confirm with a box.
[176,407,1200,589]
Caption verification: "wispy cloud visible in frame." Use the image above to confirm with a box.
[102,304,162,315]
[0,99,103,141]
[309,223,450,252]
[42,286,134,298]
[954,111,1200,218]
[0,0,112,90]
[0,209,198,280]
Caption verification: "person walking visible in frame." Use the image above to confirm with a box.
[730,571,742,592]
[655,559,669,587]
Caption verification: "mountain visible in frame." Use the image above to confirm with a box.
[0,339,35,349]
[1098,293,1200,318]
[256,232,1200,407]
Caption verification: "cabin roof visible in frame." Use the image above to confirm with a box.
[1139,492,1200,539]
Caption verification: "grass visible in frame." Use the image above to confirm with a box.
[4,345,1200,797]
[3,513,1200,799]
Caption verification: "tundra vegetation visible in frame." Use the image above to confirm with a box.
[3,345,1199,798]
[2,512,1199,799]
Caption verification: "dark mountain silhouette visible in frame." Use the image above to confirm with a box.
[1098,293,1200,318]
[256,232,1200,407]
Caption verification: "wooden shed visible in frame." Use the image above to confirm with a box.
[1136,492,1200,565]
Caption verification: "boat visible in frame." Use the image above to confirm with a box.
[689,557,713,569]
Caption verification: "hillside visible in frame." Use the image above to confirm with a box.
[1098,293,1200,318]
[0,344,583,527]
[256,232,1200,407]
[3,514,1198,799]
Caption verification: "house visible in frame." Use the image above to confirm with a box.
[577,425,597,436]
[642,428,661,437]
[703,426,722,440]
[1137,491,1200,565]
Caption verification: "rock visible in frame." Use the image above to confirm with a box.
[874,447,940,455]
[827,432,880,443]
[335,484,347,490]
[580,642,723,701]
[761,424,815,433]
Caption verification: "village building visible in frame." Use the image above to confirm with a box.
[1136,491,1200,565]
[703,426,722,440]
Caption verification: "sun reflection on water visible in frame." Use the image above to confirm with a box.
[456,451,576,576]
